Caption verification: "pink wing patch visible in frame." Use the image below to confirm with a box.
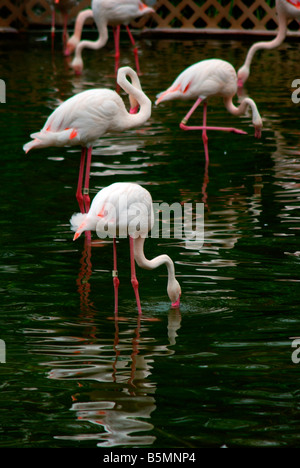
[97,205,106,218]
[69,129,78,139]
[286,0,300,8]
[182,83,191,94]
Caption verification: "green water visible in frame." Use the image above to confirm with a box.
[0,31,300,448]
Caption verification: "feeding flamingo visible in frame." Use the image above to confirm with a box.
[237,0,300,86]
[23,66,151,219]
[66,0,155,75]
[70,182,181,314]
[155,58,263,161]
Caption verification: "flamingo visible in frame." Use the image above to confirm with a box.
[51,0,78,50]
[65,0,155,75]
[237,0,300,86]
[70,182,181,314]
[155,58,263,162]
[23,66,151,220]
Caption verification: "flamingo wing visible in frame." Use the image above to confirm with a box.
[23,89,124,151]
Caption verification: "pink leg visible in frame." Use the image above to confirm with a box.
[76,148,86,214]
[179,97,202,127]
[179,97,247,136]
[62,13,68,50]
[181,124,247,134]
[76,147,91,243]
[113,25,120,76]
[83,146,92,213]
[125,25,140,75]
[113,237,120,315]
[202,101,209,163]
[51,8,55,51]
[129,236,142,314]
[83,147,92,243]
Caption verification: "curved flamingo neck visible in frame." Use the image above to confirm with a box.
[74,9,94,41]
[71,23,108,71]
[133,237,181,304]
[224,96,262,136]
[244,16,287,70]
[65,9,94,56]
[237,6,287,83]
[117,67,152,128]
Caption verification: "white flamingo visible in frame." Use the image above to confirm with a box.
[156,58,263,161]
[70,182,181,313]
[23,66,151,222]
[51,0,78,50]
[66,0,155,74]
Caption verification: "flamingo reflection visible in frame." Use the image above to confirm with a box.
[47,307,181,447]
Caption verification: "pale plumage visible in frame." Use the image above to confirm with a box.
[156,59,263,161]
[23,66,151,219]
[24,88,141,151]
[237,0,300,86]
[66,0,155,74]
[70,182,181,313]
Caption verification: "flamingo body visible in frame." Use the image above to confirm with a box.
[92,0,152,26]
[156,59,238,104]
[23,88,136,152]
[237,0,300,85]
[71,182,154,238]
[70,182,181,312]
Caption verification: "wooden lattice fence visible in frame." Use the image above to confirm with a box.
[0,0,299,35]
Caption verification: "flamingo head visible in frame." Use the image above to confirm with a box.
[237,65,250,88]
[71,56,83,75]
[138,2,155,16]
[70,213,92,240]
[254,124,262,139]
[64,35,79,56]
[168,279,181,308]
[253,111,263,139]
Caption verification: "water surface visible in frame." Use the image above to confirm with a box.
[0,31,300,448]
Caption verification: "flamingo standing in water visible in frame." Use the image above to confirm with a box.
[237,0,300,86]
[70,182,181,314]
[65,0,155,75]
[155,58,263,162]
[23,66,151,221]
[51,0,78,50]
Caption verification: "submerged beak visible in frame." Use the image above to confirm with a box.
[255,127,262,139]
[171,295,181,308]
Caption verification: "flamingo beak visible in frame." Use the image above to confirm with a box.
[130,104,139,114]
[73,220,87,241]
[171,296,181,308]
[73,231,82,241]
[255,127,262,139]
